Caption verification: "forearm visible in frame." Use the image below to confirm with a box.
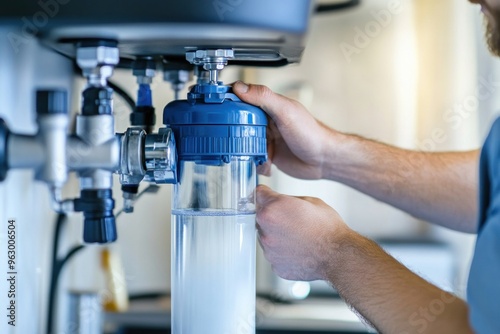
[322,131,479,232]
[325,229,473,334]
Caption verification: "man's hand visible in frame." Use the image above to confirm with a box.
[235,81,479,232]
[256,184,348,281]
[255,185,474,334]
[233,81,335,179]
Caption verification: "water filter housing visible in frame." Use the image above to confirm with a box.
[164,84,267,334]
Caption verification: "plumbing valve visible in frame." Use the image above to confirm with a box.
[75,40,120,243]
[0,44,184,243]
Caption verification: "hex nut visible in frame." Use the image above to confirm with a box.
[133,68,156,78]
[77,46,120,70]
[186,49,234,65]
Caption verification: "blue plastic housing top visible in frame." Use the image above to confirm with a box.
[163,85,267,165]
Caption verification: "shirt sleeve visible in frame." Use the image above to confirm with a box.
[468,117,500,333]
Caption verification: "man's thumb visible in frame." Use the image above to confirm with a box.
[233,81,290,121]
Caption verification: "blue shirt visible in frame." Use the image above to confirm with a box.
[468,117,500,333]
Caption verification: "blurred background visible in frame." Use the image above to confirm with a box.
[1,0,500,333]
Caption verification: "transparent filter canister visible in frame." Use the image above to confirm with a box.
[164,84,267,334]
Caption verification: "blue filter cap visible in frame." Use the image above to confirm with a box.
[163,84,267,165]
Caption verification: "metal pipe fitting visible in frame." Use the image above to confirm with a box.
[75,41,119,243]
[67,136,120,171]
[194,65,210,85]
[76,40,119,87]
[133,57,156,85]
[118,128,147,185]
[163,62,194,99]
[144,128,177,184]
[186,49,234,85]
[7,134,44,169]
[117,127,177,185]
[4,90,71,213]
[34,90,69,188]
[76,114,115,190]
[130,58,157,133]
[36,114,69,187]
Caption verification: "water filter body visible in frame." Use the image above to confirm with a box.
[172,159,257,333]
[164,85,267,334]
